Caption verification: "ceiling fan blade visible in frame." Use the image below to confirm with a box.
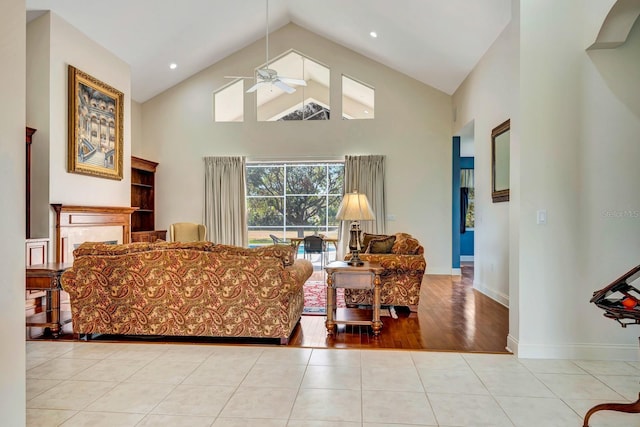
[277,77,307,86]
[273,79,296,94]
[246,80,269,93]
[224,75,254,80]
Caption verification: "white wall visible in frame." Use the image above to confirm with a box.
[517,0,640,359]
[142,23,454,274]
[452,1,519,308]
[27,12,132,249]
[0,0,26,423]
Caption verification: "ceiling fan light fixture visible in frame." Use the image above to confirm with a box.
[224,0,306,94]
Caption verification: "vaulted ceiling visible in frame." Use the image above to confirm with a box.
[26,0,511,103]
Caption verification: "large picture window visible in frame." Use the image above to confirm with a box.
[246,162,344,247]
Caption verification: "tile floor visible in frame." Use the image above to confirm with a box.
[26,341,640,426]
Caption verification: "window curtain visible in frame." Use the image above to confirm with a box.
[460,169,474,234]
[339,155,386,258]
[203,156,247,246]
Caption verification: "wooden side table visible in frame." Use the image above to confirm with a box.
[26,262,73,338]
[325,261,385,336]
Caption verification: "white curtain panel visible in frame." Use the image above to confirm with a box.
[203,156,247,246]
[339,155,386,258]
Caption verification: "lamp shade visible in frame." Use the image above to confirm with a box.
[335,191,375,221]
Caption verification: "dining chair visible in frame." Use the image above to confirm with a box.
[303,235,326,268]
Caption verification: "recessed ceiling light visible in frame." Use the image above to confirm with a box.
[169,63,177,70]
[369,31,378,38]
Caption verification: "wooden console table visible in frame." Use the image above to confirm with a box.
[26,262,73,338]
[325,261,385,336]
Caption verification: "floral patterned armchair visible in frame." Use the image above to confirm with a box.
[344,232,426,310]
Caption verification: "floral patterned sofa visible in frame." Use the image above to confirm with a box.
[344,232,426,310]
[60,241,313,344]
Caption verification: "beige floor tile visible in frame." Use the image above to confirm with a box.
[26,408,76,426]
[301,365,361,390]
[536,373,626,400]
[596,374,640,401]
[241,363,306,388]
[154,344,217,363]
[476,370,555,397]
[71,358,148,382]
[289,388,362,422]
[410,351,469,370]
[418,366,489,395]
[26,341,75,359]
[105,345,167,362]
[27,358,99,380]
[137,414,216,426]
[564,398,640,427]
[59,411,145,426]
[574,360,640,376]
[27,379,62,401]
[124,359,200,384]
[519,358,586,374]
[462,353,527,373]
[362,390,436,425]
[27,380,117,411]
[362,365,424,392]
[220,386,298,419]
[362,424,435,427]
[495,396,583,427]
[183,358,255,386]
[361,349,415,368]
[428,392,514,426]
[256,347,312,365]
[84,382,175,413]
[288,421,360,427]
[152,384,235,416]
[212,418,287,426]
[26,357,49,370]
[58,343,120,360]
[309,349,361,367]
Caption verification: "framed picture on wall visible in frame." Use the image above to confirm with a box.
[67,65,124,180]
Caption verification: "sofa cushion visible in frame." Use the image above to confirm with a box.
[391,236,422,255]
[75,241,214,258]
[365,235,396,254]
[211,244,296,266]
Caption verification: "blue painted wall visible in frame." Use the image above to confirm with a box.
[451,137,461,269]
[460,157,475,257]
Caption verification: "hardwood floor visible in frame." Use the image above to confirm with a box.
[289,264,510,352]
[27,264,510,353]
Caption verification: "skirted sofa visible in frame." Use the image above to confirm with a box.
[344,232,426,310]
[60,241,313,344]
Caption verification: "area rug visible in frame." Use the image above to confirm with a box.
[302,281,393,317]
[303,281,345,315]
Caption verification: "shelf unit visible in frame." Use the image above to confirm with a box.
[131,156,166,242]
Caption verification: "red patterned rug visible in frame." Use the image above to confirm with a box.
[303,281,345,315]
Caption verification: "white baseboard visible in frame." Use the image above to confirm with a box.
[425,267,461,275]
[517,342,639,361]
[507,335,638,360]
[473,280,509,307]
[460,255,474,262]
[451,268,461,276]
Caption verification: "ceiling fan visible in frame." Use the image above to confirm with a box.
[224,0,307,94]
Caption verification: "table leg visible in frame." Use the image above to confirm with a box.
[583,393,640,426]
[48,288,61,338]
[325,273,336,334]
[371,272,383,336]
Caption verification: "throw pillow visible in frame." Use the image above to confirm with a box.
[366,235,396,254]
[391,237,422,255]
[361,233,388,251]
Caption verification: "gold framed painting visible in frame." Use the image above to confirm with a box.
[68,65,124,180]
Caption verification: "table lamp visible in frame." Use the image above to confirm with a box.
[336,190,375,266]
